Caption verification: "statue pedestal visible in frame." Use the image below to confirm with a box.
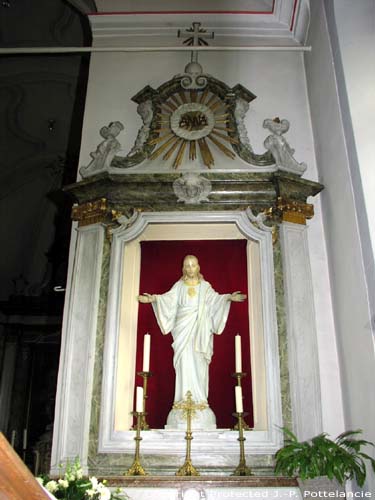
[165,407,217,431]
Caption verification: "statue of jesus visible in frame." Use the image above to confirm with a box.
[138,254,246,429]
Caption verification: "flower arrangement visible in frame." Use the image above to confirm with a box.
[36,458,129,500]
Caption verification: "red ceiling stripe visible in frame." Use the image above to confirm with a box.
[290,0,298,31]
[88,10,275,16]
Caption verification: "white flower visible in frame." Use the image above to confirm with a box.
[58,478,69,489]
[90,476,98,489]
[65,472,76,482]
[96,483,111,500]
[73,459,83,480]
[97,485,111,500]
[35,477,44,486]
[45,480,58,493]
[86,489,96,497]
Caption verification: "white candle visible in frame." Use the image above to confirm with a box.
[235,385,243,413]
[10,430,16,448]
[23,429,27,450]
[235,334,242,373]
[142,333,151,372]
[136,386,144,413]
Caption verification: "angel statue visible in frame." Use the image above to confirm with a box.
[263,117,307,175]
[80,121,124,178]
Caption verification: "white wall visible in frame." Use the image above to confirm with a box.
[331,0,375,256]
[326,0,375,330]
[305,0,375,492]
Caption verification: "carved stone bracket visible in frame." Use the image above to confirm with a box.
[246,207,278,244]
[246,207,272,231]
[113,210,139,228]
[102,209,141,242]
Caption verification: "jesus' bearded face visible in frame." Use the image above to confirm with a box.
[183,256,200,280]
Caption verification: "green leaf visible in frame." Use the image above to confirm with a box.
[274,427,375,484]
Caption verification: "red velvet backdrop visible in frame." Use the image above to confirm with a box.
[134,239,253,429]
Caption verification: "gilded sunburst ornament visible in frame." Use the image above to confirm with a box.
[148,89,238,169]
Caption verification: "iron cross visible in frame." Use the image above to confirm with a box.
[178,22,215,63]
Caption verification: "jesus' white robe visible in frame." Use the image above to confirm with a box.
[152,279,231,404]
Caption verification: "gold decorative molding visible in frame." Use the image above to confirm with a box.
[246,207,279,245]
[71,198,110,227]
[275,197,314,225]
[271,225,279,245]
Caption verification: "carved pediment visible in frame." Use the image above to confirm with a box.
[80,72,308,178]
[109,71,274,172]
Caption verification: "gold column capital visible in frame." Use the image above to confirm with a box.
[71,198,109,227]
[275,197,314,225]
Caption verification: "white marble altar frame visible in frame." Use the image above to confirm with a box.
[280,222,322,440]
[51,223,105,474]
[99,211,283,460]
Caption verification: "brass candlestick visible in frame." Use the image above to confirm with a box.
[232,411,252,476]
[125,411,147,476]
[137,371,152,430]
[231,372,250,430]
[175,391,206,476]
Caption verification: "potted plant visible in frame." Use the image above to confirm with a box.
[275,428,375,496]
